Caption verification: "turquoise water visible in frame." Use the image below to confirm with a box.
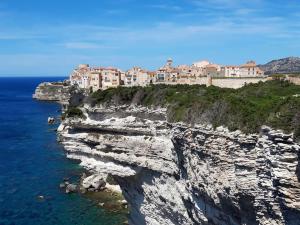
[0,77,126,225]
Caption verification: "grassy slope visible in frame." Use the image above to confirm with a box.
[89,80,300,139]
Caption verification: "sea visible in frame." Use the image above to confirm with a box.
[0,77,127,225]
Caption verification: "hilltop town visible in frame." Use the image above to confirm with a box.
[69,59,266,91]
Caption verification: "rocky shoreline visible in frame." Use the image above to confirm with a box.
[34,83,300,225]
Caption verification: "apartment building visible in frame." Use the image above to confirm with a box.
[89,72,102,92]
[69,64,91,88]
[240,61,264,77]
[205,64,222,77]
[125,67,148,86]
[222,66,240,77]
[101,67,121,89]
[221,61,264,78]
[147,71,156,84]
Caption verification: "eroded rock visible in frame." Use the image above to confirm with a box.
[57,105,300,225]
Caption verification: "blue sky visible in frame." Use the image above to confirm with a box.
[0,0,299,76]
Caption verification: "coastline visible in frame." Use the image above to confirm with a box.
[33,80,300,225]
[32,80,129,222]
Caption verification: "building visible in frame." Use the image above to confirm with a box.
[125,67,149,86]
[89,72,102,92]
[156,68,168,83]
[221,61,265,78]
[101,67,121,89]
[222,65,240,77]
[156,59,174,83]
[70,64,91,88]
[240,61,264,77]
[205,64,222,77]
[147,71,156,84]
[69,59,266,91]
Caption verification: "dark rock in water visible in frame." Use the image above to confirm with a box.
[80,187,87,194]
[59,183,66,189]
[48,117,55,124]
[66,184,77,194]
[37,195,45,200]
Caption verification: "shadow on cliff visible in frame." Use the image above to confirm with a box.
[296,148,300,182]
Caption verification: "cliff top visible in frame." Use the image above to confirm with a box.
[81,80,300,140]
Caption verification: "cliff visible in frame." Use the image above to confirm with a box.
[57,105,300,225]
[259,57,300,75]
[33,80,300,224]
[33,82,86,106]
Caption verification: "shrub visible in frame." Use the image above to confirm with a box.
[85,80,300,139]
[62,107,85,120]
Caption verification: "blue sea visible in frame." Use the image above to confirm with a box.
[0,77,126,225]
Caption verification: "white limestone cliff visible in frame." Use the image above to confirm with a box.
[57,105,300,225]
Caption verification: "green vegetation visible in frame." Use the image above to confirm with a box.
[89,80,300,138]
[62,107,85,120]
[269,74,286,80]
[288,73,300,77]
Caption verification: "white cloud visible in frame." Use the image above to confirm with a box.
[63,42,116,50]
[150,4,182,11]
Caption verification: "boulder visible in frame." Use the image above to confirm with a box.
[48,117,55,124]
[59,183,66,188]
[82,174,106,191]
[65,184,77,194]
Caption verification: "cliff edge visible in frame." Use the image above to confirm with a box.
[57,105,300,225]
[33,80,300,224]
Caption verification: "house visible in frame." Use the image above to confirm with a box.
[147,71,156,84]
[205,64,222,77]
[240,61,264,77]
[222,65,240,77]
[69,64,91,88]
[156,58,180,83]
[125,67,148,86]
[167,68,181,83]
[89,72,102,92]
[70,73,82,87]
[156,68,168,83]
[101,67,121,89]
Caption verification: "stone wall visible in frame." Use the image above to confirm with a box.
[287,77,300,85]
[211,77,267,89]
[162,77,267,89]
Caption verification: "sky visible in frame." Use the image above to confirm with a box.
[0,0,300,76]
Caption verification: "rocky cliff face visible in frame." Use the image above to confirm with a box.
[33,82,86,107]
[57,105,300,225]
[259,57,300,75]
[33,82,73,104]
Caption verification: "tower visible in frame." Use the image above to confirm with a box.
[166,58,173,68]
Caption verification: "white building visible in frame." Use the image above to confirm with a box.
[125,67,148,86]
[239,61,264,77]
[70,64,91,88]
[222,66,240,77]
